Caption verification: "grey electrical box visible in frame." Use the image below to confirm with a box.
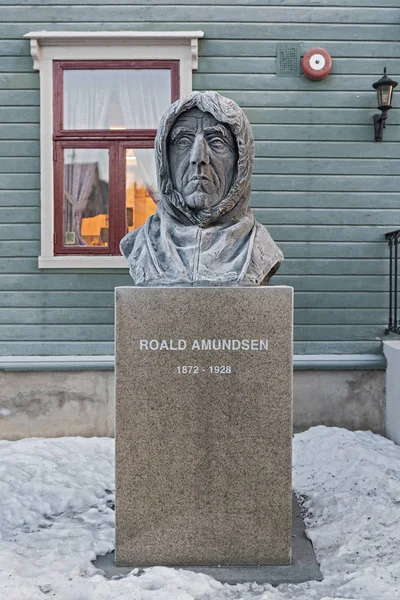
[276,43,302,77]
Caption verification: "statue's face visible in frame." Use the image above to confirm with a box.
[167,108,238,212]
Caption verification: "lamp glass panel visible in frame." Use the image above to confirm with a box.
[378,84,393,108]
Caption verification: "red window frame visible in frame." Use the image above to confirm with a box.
[53,59,180,255]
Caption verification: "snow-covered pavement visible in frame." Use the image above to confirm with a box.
[0,426,399,599]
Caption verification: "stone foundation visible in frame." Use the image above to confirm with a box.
[0,365,385,440]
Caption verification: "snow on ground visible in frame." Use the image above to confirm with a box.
[0,427,399,599]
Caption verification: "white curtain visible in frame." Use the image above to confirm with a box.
[64,70,110,129]
[64,163,97,245]
[132,150,160,204]
[63,68,170,130]
[118,69,170,129]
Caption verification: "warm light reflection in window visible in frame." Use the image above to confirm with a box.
[63,148,109,247]
[81,214,109,246]
[126,149,157,231]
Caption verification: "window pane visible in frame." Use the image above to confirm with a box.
[63,69,171,130]
[126,149,157,232]
[63,148,109,247]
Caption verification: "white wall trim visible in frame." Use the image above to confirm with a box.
[383,341,400,444]
[0,354,386,372]
[24,30,204,270]
[294,353,385,370]
[24,31,204,71]
[29,37,41,70]
[38,256,129,269]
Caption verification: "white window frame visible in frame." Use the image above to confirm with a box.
[24,31,204,269]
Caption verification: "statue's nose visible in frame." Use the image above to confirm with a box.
[190,134,210,166]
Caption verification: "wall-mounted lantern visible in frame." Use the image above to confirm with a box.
[373,68,398,142]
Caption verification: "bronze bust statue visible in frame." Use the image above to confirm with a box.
[120,91,283,285]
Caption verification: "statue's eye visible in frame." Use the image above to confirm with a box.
[176,136,191,147]
[209,137,226,150]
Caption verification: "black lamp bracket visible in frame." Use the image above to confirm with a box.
[373,110,388,143]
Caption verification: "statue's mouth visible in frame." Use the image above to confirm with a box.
[190,175,211,182]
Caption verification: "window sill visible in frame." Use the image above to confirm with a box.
[38,255,128,269]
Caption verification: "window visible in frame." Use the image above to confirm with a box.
[53,60,179,255]
[24,31,204,267]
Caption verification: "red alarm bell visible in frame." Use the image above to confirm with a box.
[302,48,332,81]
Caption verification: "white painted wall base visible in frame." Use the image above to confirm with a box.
[383,341,400,445]
[0,367,385,440]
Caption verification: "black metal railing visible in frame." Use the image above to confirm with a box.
[385,229,400,334]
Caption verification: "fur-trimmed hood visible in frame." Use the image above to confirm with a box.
[155,90,254,227]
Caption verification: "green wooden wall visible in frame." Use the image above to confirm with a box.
[0,0,398,357]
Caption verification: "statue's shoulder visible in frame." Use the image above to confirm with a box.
[119,214,165,285]
[120,213,159,259]
[120,226,143,259]
[244,221,284,285]
[253,221,282,254]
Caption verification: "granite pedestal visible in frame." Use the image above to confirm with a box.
[94,496,323,584]
[115,286,293,567]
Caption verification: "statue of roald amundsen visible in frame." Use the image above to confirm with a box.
[120,91,283,286]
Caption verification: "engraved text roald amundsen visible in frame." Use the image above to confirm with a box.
[139,339,269,351]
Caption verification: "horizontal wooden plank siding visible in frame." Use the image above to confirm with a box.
[2,7,399,23]
[0,1,396,356]
[1,23,400,41]
[0,258,390,276]
[0,307,386,325]
[2,0,400,6]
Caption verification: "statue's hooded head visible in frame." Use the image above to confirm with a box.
[155,91,254,228]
